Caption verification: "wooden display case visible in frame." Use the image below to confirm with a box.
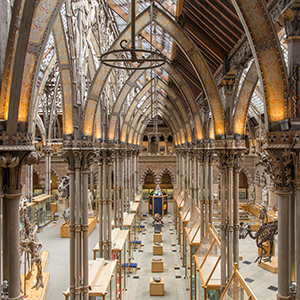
[184,207,201,299]
[151,258,164,272]
[153,243,163,255]
[92,229,130,299]
[149,277,164,296]
[153,232,162,243]
[63,259,118,300]
[220,263,258,300]
[194,225,221,300]
[60,217,97,238]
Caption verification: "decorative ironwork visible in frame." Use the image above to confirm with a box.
[100,1,165,70]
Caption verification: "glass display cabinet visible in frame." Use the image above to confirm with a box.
[32,194,52,227]
[184,207,201,299]
[63,259,118,300]
[194,225,221,300]
[19,202,35,228]
[123,212,135,259]
[110,229,129,300]
[220,263,258,300]
[148,185,168,216]
[180,196,191,261]
[130,201,140,243]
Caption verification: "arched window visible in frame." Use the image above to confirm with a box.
[167,135,173,142]
[159,135,165,141]
[143,135,148,141]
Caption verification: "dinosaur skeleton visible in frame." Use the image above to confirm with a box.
[239,221,278,263]
[20,200,44,291]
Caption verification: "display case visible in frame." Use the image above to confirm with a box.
[92,229,129,300]
[148,185,168,216]
[220,263,258,300]
[185,207,201,299]
[63,259,118,300]
[32,194,52,227]
[130,201,140,243]
[20,202,35,228]
[194,225,221,300]
[180,195,191,260]
[123,212,135,258]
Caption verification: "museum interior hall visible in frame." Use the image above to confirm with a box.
[1,0,300,299]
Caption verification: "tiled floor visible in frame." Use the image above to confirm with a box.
[124,202,278,300]
[124,212,189,300]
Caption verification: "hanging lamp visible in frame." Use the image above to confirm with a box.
[100,0,166,70]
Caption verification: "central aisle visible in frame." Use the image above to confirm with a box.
[124,208,190,300]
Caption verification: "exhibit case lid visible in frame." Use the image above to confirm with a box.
[194,225,221,289]
[220,263,258,300]
[186,207,201,244]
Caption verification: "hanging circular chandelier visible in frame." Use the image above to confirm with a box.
[100,0,166,70]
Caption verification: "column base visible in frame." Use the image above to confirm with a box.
[277,294,291,300]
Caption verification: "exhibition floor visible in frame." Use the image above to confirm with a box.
[36,202,278,300]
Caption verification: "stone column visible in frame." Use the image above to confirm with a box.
[233,166,240,267]
[204,152,209,233]
[82,169,89,300]
[69,170,75,300]
[44,146,53,195]
[128,150,131,205]
[199,156,204,240]
[26,164,33,200]
[75,164,81,299]
[7,192,22,299]
[289,192,295,285]
[193,151,197,212]
[189,151,194,214]
[98,157,103,257]
[277,190,291,299]
[209,160,213,225]
[124,151,128,213]
[114,154,118,227]
[220,167,227,290]
[296,182,300,300]
[103,152,108,258]
[227,165,234,277]
[107,154,113,259]
[186,151,189,197]
[136,151,139,195]
[90,163,94,196]
[120,151,125,227]
[1,149,40,299]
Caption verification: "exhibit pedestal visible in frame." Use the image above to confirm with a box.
[149,277,164,296]
[258,256,278,273]
[153,232,162,243]
[151,258,164,272]
[153,243,163,255]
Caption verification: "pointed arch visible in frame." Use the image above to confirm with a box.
[157,168,175,185]
[232,0,288,129]
[233,61,258,135]
[140,167,159,185]
[83,4,225,140]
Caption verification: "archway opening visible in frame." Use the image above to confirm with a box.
[239,171,248,202]
[33,172,42,195]
[142,172,156,201]
[160,172,173,200]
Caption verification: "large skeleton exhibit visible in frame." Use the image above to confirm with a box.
[1,0,300,299]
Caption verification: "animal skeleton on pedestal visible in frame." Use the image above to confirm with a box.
[20,200,44,292]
